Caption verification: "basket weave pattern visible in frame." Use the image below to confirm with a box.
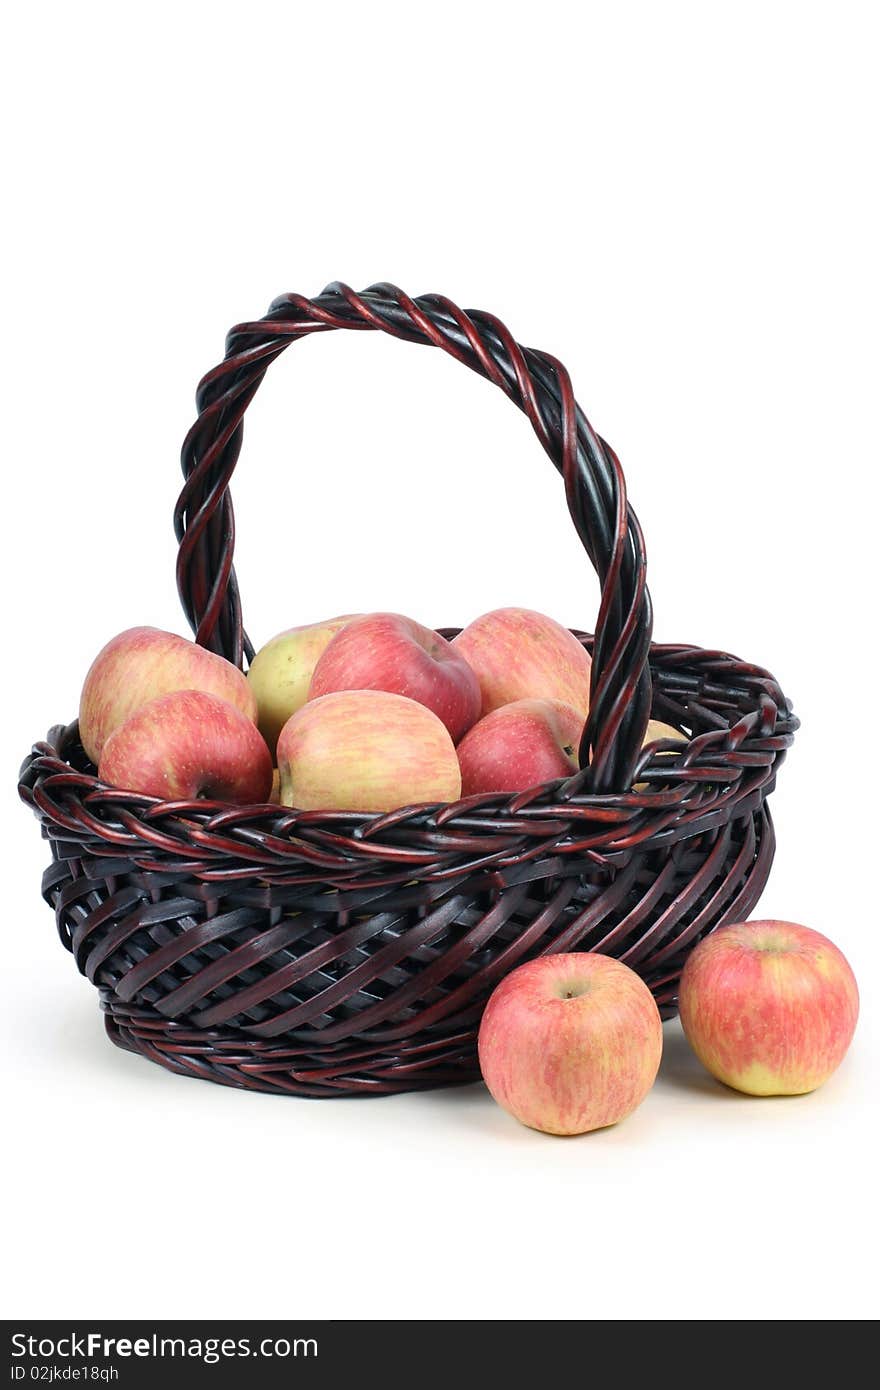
[19,284,796,1096]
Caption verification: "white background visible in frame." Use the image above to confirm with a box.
[2,1,877,1323]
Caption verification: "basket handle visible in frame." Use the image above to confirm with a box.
[175,282,653,793]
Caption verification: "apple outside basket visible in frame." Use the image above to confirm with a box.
[18,283,798,1097]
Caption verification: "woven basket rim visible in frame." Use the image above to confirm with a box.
[20,635,797,886]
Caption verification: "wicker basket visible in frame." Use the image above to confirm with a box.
[18,282,797,1097]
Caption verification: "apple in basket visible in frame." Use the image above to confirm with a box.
[453,607,592,719]
[246,614,359,757]
[679,921,859,1096]
[308,612,481,742]
[98,689,273,803]
[456,705,685,797]
[633,719,688,789]
[79,626,257,765]
[478,954,663,1135]
[277,689,461,813]
[456,699,585,796]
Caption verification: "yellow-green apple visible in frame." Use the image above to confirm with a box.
[98,690,273,803]
[247,615,358,756]
[277,690,461,813]
[679,920,859,1096]
[456,699,585,796]
[644,719,686,746]
[453,607,592,718]
[478,953,662,1135]
[308,612,481,742]
[634,719,687,789]
[79,626,256,765]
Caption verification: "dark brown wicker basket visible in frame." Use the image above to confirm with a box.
[18,282,797,1097]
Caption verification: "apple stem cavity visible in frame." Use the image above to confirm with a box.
[559,982,592,1000]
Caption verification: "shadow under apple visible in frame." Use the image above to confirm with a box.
[655,1018,734,1098]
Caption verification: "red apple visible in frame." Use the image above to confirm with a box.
[453,607,592,718]
[246,615,358,756]
[679,920,859,1096]
[278,690,462,813]
[309,612,481,742]
[478,954,663,1135]
[79,626,257,765]
[98,689,273,803]
[457,699,585,796]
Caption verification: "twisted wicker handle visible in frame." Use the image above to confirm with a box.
[175,283,653,793]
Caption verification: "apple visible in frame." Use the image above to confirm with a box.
[634,718,687,789]
[277,690,461,813]
[308,612,481,742]
[98,689,273,803]
[247,615,358,756]
[478,953,663,1136]
[456,699,585,796]
[643,719,686,746]
[79,626,257,765]
[453,607,592,718]
[679,920,859,1096]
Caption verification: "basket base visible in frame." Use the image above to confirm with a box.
[98,803,777,1098]
[103,995,484,1098]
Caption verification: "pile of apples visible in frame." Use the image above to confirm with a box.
[79,607,684,810]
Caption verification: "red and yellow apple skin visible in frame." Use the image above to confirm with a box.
[79,626,257,765]
[246,615,358,756]
[478,954,663,1136]
[679,921,859,1096]
[456,699,585,796]
[308,612,481,742]
[277,690,462,813]
[453,607,592,719]
[98,689,273,804]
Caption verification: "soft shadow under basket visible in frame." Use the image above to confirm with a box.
[19,283,797,1097]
